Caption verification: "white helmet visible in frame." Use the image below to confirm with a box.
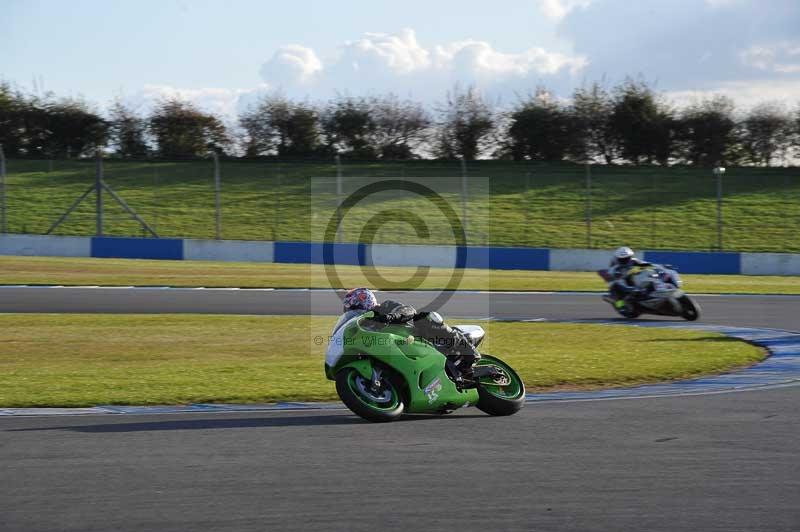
[614,246,635,264]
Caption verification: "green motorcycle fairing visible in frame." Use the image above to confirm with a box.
[325,312,479,413]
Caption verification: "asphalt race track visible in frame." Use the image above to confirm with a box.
[1,286,799,330]
[2,287,799,531]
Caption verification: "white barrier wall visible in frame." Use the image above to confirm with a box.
[184,239,274,262]
[549,249,611,272]
[369,244,459,268]
[741,253,800,276]
[0,235,91,257]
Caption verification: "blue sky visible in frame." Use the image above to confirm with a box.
[3,0,800,116]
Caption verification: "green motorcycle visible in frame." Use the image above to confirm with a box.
[324,312,525,422]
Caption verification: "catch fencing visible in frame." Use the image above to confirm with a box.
[0,151,798,253]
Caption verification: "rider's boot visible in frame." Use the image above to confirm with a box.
[445,346,481,385]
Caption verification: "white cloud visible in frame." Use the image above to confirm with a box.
[535,0,593,21]
[124,29,588,121]
[434,40,587,77]
[666,80,800,110]
[254,29,587,100]
[339,28,431,74]
[259,45,322,86]
[741,42,800,74]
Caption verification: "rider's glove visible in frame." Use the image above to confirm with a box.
[373,300,417,323]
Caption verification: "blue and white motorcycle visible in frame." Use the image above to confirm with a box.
[598,264,701,321]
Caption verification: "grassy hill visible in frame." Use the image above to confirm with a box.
[3,158,799,252]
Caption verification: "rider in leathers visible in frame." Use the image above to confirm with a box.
[330,288,480,376]
[608,246,652,308]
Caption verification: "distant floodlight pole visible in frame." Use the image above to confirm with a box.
[713,166,726,250]
[0,144,6,233]
[212,150,221,240]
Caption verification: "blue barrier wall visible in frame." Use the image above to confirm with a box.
[644,251,741,275]
[458,246,550,270]
[274,241,366,266]
[489,246,549,270]
[7,234,800,275]
[91,237,184,260]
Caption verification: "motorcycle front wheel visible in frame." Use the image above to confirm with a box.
[617,302,641,319]
[474,355,525,416]
[335,367,405,422]
[679,296,701,321]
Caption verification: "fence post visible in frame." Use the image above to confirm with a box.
[0,144,6,234]
[525,170,532,246]
[650,171,657,249]
[272,167,281,241]
[585,163,592,248]
[212,151,221,240]
[460,157,468,241]
[95,152,103,236]
[335,154,342,242]
[713,167,726,250]
[152,163,159,235]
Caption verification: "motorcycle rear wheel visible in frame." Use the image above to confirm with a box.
[336,368,405,422]
[474,355,525,416]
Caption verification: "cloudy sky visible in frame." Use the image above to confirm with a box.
[3,0,800,117]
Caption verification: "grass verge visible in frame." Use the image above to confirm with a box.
[1,255,799,294]
[0,314,764,407]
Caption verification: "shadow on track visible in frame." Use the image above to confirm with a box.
[643,336,744,343]
[10,414,361,433]
[570,318,686,324]
[10,412,489,433]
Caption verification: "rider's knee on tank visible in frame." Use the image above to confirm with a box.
[411,312,478,364]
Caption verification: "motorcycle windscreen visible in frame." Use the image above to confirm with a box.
[324,314,361,368]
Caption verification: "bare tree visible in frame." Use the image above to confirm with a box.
[0,82,27,156]
[791,104,800,160]
[149,98,229,157]
[239,94,321,158]
[506,88,571,162]
[108,100,148,158]
[568,82,618,163]
[320,95,377,159]
[370,95,430,159]
[609,79,677,165]
[677,96,738,167]
[433,85,495,160]
[740,102,793,166]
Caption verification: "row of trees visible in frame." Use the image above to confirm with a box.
[2,80,800,166]
[506,82,800,166]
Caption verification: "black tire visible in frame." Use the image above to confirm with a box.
[474,355,525,417]
[335,367,404,422]
[679,296,700,321]
[617,303,641,319]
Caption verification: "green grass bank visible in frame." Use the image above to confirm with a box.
[3,159,799,252]
[0,314,764,407]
